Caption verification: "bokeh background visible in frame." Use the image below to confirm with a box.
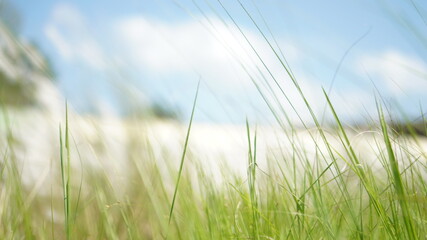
[2,0,427,124]
[1,2,427,239]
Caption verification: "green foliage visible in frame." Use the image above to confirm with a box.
[0,5,55,107]
[150,102,180,120]
[1,101,427,239]
[1,1,427,239]
[0,71,36,106]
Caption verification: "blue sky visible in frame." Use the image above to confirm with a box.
[9,0,427,124]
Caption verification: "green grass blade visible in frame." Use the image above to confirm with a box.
[377,102,417,239]
[168,81,200,225]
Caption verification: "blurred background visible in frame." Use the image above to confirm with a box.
[2,2,427,239]
[1,0,427,125]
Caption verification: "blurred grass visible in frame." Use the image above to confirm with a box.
[3,108,427,239]
[1,1,427,239]
[1,99,427,239]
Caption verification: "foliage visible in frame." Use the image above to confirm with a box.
[1,1,427,239]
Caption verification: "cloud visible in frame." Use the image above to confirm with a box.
[112,16,330,122]
[113,16,300,88]
[44,3,105,70]
[359,51,427,96]
[115,16,363,124]
[42,8,376,123]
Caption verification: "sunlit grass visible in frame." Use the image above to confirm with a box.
[1,97,427,239]
[1,1,427,240]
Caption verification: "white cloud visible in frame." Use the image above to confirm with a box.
[113,16,330,122]
[43,8,376,123]
[44,3,105,70]
[360,51,427,95]
[113,16,385,123]
[44,24,72,59]
[113,16,300,88]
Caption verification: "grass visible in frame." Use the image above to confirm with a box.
[1,95,427,240]
[168,81,199,230]
[1,1,427,239]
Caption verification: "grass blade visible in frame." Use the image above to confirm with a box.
[168,81,200,224]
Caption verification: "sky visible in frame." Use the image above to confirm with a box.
[7,0,427,125]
